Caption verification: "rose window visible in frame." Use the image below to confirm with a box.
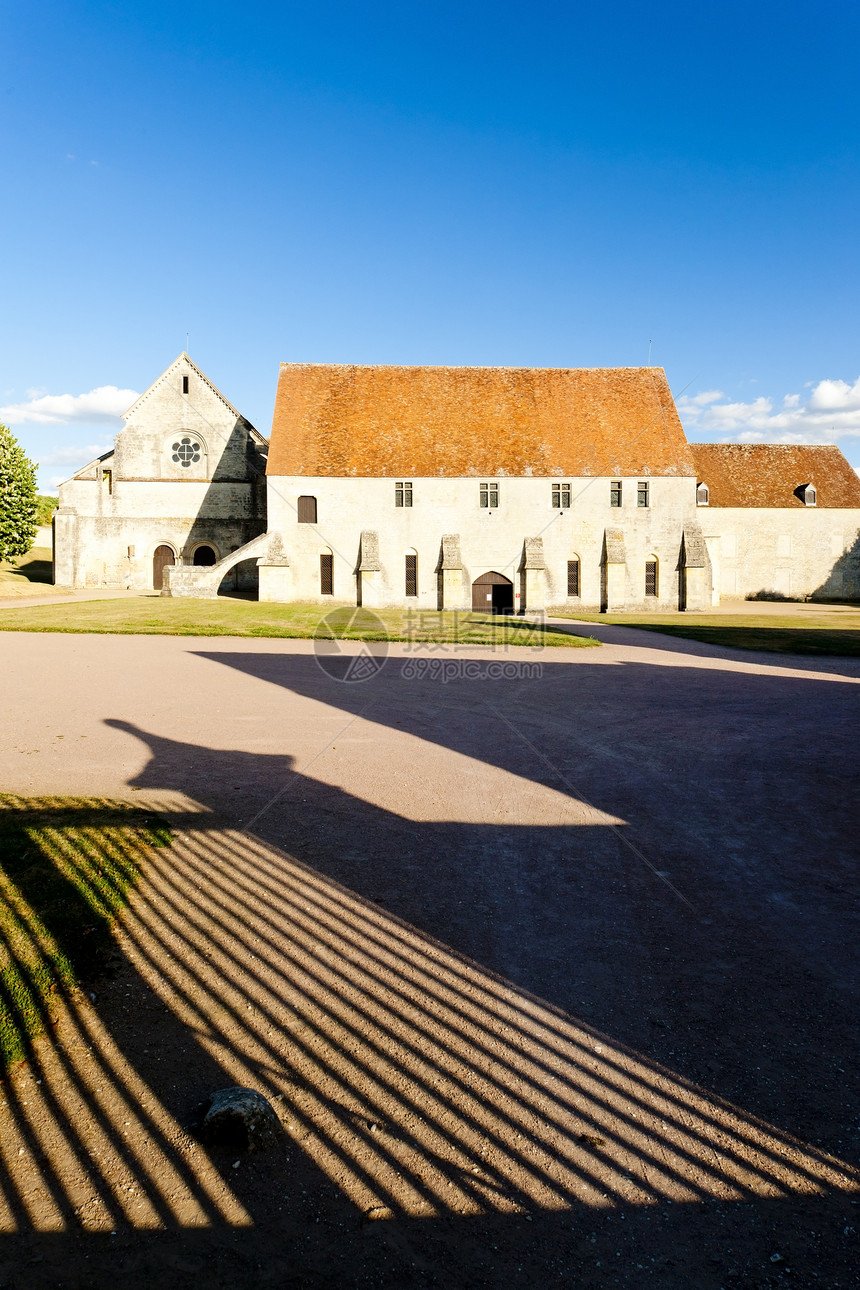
[172,437,201,468]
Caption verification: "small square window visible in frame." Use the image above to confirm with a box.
[480,482,499,508]
[395,481,413,507]
[637,481,649,507]
[552,483,571,508]
[610,481,622,507]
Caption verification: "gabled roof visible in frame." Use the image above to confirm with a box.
[68,447,114,482]
[267,364,695,477]
[691,443,860,508]
[123,352,258,430]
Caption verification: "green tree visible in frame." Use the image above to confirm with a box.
[0,424,38,562]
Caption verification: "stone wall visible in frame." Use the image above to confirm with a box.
[699,508,860,601]
[265,473,705,611]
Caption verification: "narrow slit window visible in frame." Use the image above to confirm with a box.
[182,375,189,394]
[405,554,418,596]
[645,559,658,597]
[610,481,622,507]
[395,481,413,507]
[637,481,649,507]
[480,482,499,508]
[567,558,580,597]
[552,483,571,508]
[320,553,334,596]
[297,495,317,524]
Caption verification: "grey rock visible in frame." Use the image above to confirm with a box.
[201,1087,280,1153]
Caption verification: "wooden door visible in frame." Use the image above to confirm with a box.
[152,545,175,590]
[472,571,513,612]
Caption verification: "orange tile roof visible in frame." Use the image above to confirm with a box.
[267,364,695,477]
[691,444,860,508]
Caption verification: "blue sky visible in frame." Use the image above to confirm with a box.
[2,0,859,491]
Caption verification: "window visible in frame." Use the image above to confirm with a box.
[552,483,571,509]
[102,468,113,494]
[320,553,334,595]
[637,481,649,508]
[171,436,201,468]
[696,482,709,506]
[567,558,580,597]
[297,495,317,524]
[405,554,418,596]
[645,559,658,597]
[182,375,189,394]
[192,545,217,566]
[395,481,413,507]
[610,481,622,507]
[480,482,499,508]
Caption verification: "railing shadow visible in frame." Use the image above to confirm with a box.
[1,777,858,1285]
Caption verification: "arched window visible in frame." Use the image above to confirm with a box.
[298,495,318,523]
[567,557,581,597]
[192,545,217,566]
[320,551,334,595]
[405,552,418,596]
[645,557,658,597]
[696,482,710,505]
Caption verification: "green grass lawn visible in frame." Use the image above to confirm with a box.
[0,545,54,595]
[0,598,599,647]
[0,797,171,1071]
[553,609,860,657]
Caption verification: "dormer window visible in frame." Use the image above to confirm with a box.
[796,483,817,507]
[696,482,709,506]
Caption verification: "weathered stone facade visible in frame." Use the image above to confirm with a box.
[55,358,860,608]
[261,472,708,611]
[258,365,860,611]
[54,354,268,591]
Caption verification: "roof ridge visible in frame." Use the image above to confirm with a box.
[123,353,254,425]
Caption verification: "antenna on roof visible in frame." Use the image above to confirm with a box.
[648,338,652,366]
[185,331,190,354]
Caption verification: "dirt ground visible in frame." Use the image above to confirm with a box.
[0,627,858,1288]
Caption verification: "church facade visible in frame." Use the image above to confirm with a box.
[54,354,268,591]
[55,356,860,609]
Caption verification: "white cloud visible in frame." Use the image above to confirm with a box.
[0,385,139,426]
[39,443,114,468]
[678,375,860,444]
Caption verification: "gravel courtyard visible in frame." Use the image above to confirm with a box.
[0,625,858,1288]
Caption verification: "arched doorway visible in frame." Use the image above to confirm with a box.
[472,571,514,613]
[152,545,175,590]
[192,545,217,566]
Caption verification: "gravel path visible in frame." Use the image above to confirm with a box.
[1,630,858,1287]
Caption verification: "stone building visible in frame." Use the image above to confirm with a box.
[691,444,860,603]
[54,354,268,591]
[255,363,713,612]
[56,356,860,608]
